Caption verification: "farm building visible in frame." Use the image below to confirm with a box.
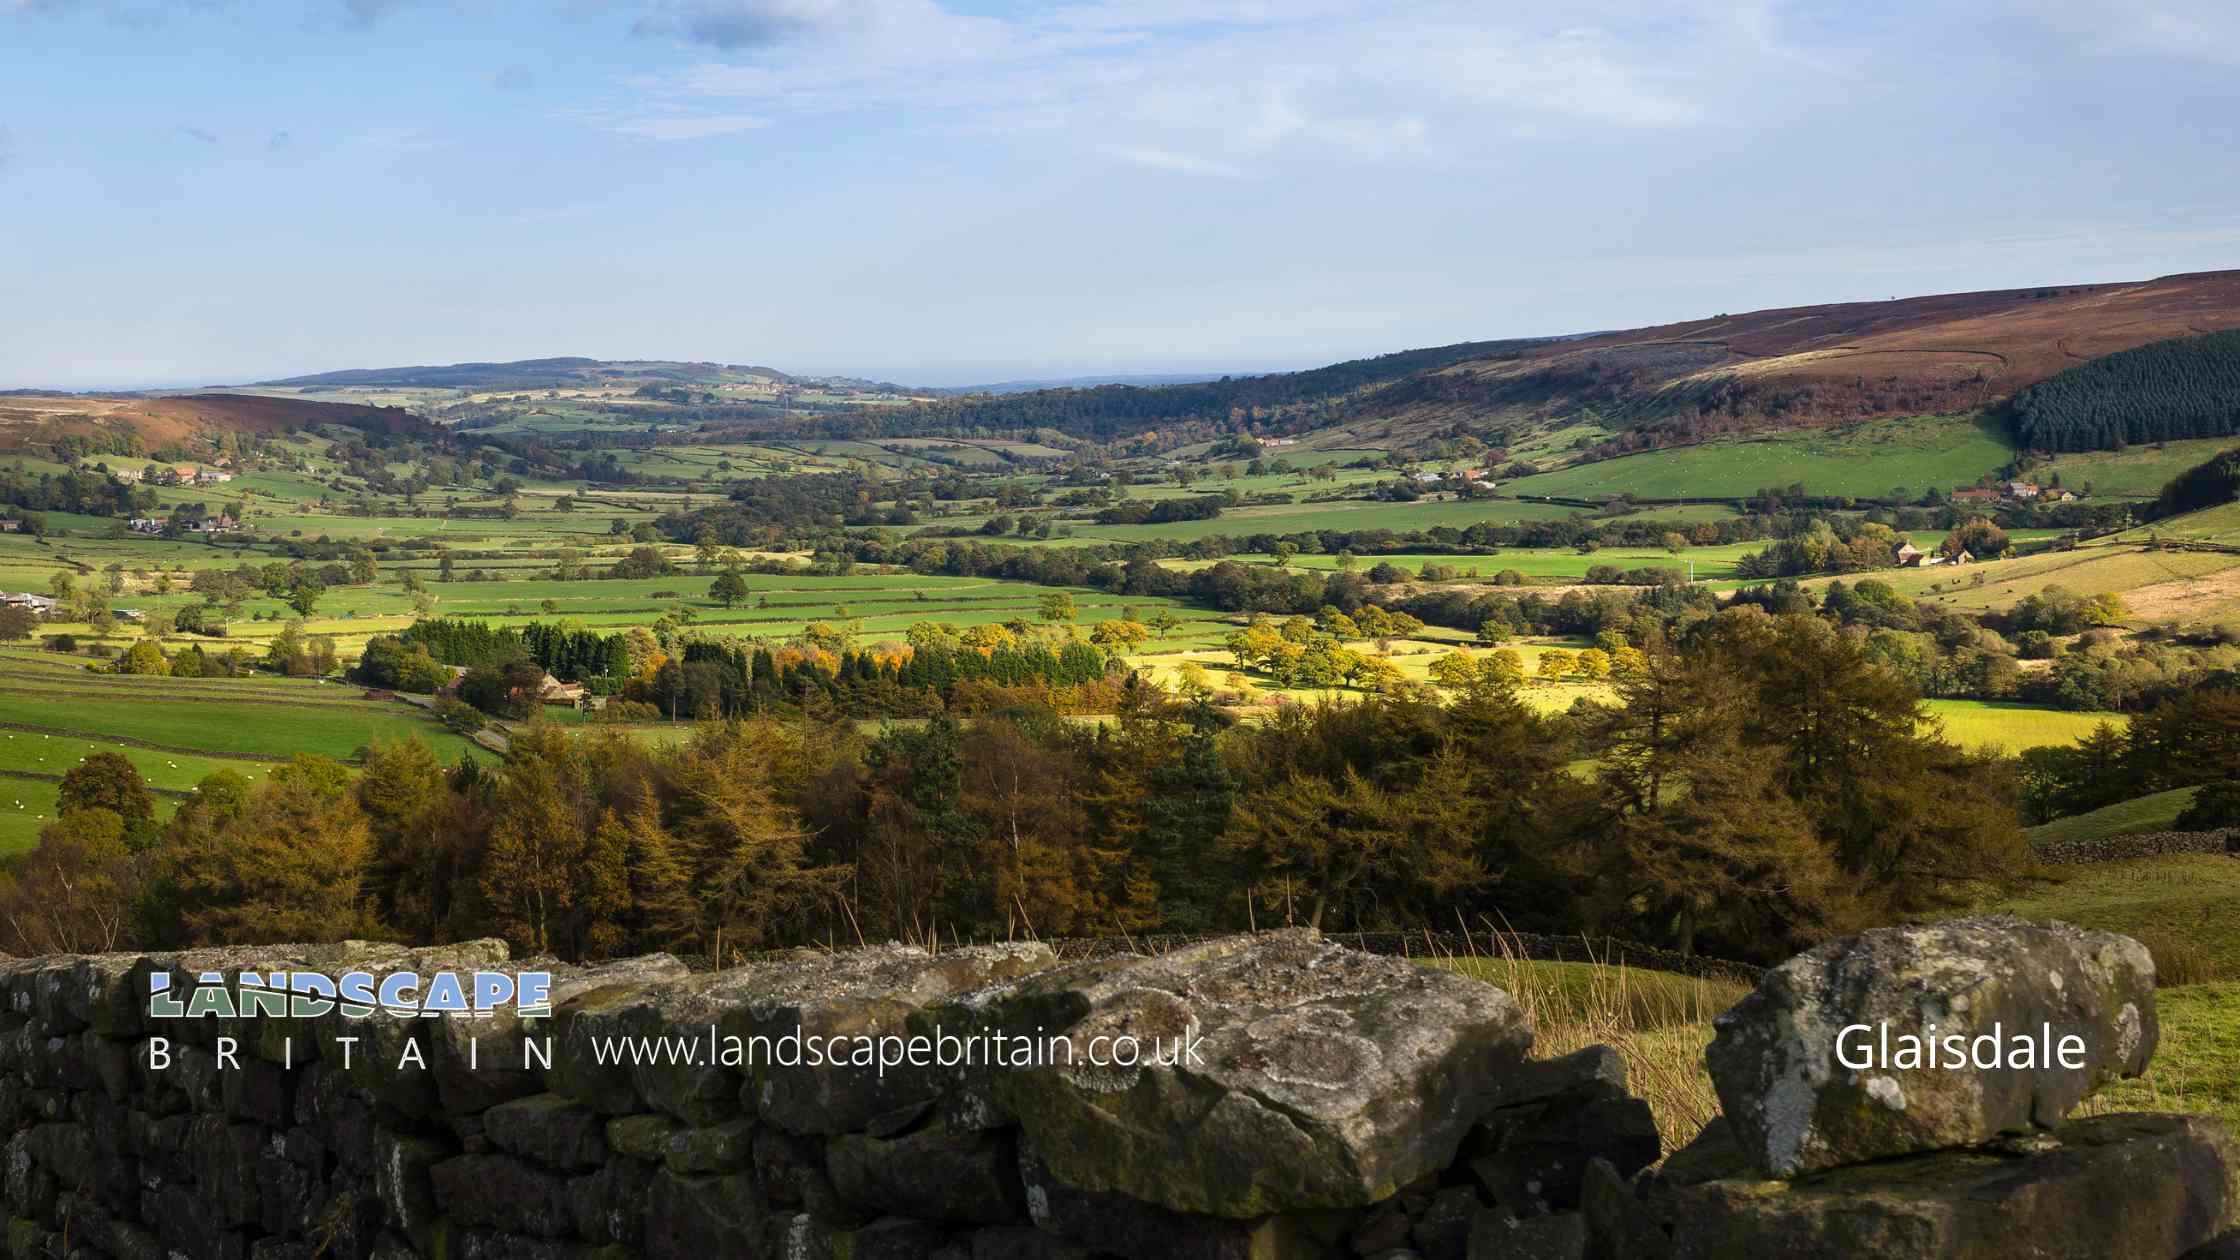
[1895,541,1926,566]
[1,593,58,616]
[1950,487,2001,505]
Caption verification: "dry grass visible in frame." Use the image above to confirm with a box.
[1422,935,1749,1159]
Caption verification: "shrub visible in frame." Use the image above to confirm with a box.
[2136,928,2221,988]
[433,698,486,735]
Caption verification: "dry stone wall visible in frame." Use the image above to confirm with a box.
[2,921,2236,1260]
[2030,828,2236,865]
[0,930,1663,1260]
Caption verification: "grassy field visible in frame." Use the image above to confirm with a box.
[2027,438,2240,500]
[1921,699,2125,754]
[0,651,480,855]
[2027,788,2202,846]
[1974,854,2240,975]
[1793,538,2240,623]
[1499,414,2016,502]
[2081,982,2240,1132]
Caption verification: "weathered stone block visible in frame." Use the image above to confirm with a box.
[981,930,1530,1217]
[1468,1211,1584,1260]
[370,1128,450,1253]
[830,1124,1022,1224]
[430,1153,575,1238]
[721,943,1057,1136]
[661,1117,756,1174]
[1708,917,2156,1177]
[645,1170,765,1255]
[1647,1112,2236,1260]
[483,1093,607,1171]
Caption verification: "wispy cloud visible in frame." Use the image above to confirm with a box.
[563,104,767,140]
[1106,145,1251,179]
[491,64,535,93]
[177,124,218,144]
[0,125,13,172]
[341,0,401,29]
[266,129,292,151]
[602,0,1777,173]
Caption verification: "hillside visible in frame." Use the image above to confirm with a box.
[683,269,2240,462]
[0,391,434,451]
[256,356,795,392]
[1378,269,2240,452]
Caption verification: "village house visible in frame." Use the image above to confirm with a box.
[2006,480,2040,499]
[108,467,144,485]
[191,513,240,533]
[1895,542,1927,567]
[1950,487,2001,505]
[128,517,170,534]
[0,520,19,533]
[195,469,234,485]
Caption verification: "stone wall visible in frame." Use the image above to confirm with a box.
[5,922,2236,1260]
[0,931,1661,1260]
[2031,828,2236,866]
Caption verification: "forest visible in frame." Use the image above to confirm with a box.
[2153,443,2240,518]
[0,607,2051,966]
[2007,329,2240,452]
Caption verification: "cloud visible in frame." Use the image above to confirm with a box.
[266,129,292,151]
[491,65,535,93]
[177,125,219,144]
[341,0,401,28]
[1106,146,1251,178]
[0,126,13,172]
[2017,0,2240,65]
[565,104,767,140]
[633,0,839,48]
[600,0,1790,173]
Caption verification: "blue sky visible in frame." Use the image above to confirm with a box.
[2,0,2237,388]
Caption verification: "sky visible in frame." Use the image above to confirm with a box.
[2,0,2238,389]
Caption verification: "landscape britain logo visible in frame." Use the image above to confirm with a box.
[144,968,555,1073]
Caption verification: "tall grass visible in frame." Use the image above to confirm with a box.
[1422,930,1748,1158]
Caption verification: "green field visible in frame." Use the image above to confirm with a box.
[1502,414,2016,502]
[2027,788,2202,846]
[2028,438,2240,500]
[1975,853,2240,973]
[1921,699,2124,754]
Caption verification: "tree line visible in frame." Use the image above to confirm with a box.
[0,608,2026,967]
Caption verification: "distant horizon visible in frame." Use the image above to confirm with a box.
[21,261,2238,396]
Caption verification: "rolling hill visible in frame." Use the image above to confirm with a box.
[256,357,796,392]
[1361,269,2240,450]
[827,269,2240,457]
[0,391,435,452]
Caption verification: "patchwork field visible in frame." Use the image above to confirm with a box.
[1498,414,2017,502]
[0,652,480,855]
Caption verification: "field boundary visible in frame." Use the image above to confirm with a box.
[2033,828,2236,865]
[0,721,290,764]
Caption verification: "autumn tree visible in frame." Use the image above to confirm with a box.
[0,809,144,953]
[159,755,383,945]
[59,752,156,840]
